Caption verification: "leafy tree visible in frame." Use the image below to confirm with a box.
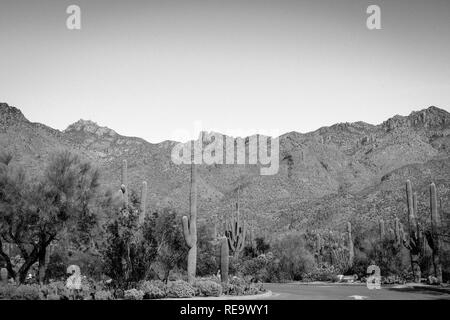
[271,233,315,280]
[0,151,101,283]
[196,223,218,277]
[148,209,187,283]
[101,198,148,286]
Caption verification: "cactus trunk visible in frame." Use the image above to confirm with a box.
[347,222,354,268]
[225,186,246,257]
[220,237,229,282]
[121,159,128,207]
[139,181,147,225]
[429,183,443,283]
[406,180,421,283]
[182,161,197,284]
[0,268,7,285]
[379,219,386,241]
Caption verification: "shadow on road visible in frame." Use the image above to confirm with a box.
[386,286,450,297]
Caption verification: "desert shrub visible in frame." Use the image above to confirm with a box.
[124,288,144,300]
[302,263,340,282]
[245,282,266,295]
[139,280,166,299]
[46,281,71,299]
[94,290,114,300]
[222,277,266,296]
[222,277,245,296]
[194,280,222,297]
[166,280,195,298]
[228,256,241,276]
[114,288,124,299]
[11,285,42,300]
[0,284,16,299]
[271,233,316,280]
[167,270,186,282]
[46,293,61,300]
[240,253,280,282]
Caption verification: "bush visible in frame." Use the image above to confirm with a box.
[124,288,144,300]
[94,290,113,300]
[222,277,246,296]
[222,277,266,296]
[0,284,16,300]
[139,280,166,299]
[194,280,222,297]
[46,293,61,300]
[271,234,316,281]
[302,263,340,282]
[166,280,195,298]
[11,285,42,300]
[45,281,71,299]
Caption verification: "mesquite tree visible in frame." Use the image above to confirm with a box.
[0,151,100,283]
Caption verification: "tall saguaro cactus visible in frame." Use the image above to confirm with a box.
[379,219,386,241]
[315,233,324,264]
[121,159,128,207]
[182,162,198,284]
[220,236,229,282]
[425,183,443,283]
[405,180,422,283]
[139,181,147,225]
[225,186,246,257]
[0,268,8,285]
[346,222,354,268]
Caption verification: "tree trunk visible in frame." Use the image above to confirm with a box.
[38,246,47,284]
[17,246,40,283]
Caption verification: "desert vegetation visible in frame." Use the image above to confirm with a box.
[0,145,449,299]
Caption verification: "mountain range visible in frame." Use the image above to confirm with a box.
[1,102,449,237]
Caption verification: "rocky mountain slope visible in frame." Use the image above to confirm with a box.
[1,102,449,236]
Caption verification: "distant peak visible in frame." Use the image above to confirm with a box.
[382,105,449,132]
[65,119,118,137]
[0,102,28,123]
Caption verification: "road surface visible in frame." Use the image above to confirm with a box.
[262,283,450,300]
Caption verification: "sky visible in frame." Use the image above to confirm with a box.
[0,0,449,143]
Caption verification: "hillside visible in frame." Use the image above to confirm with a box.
[1,102,449,236]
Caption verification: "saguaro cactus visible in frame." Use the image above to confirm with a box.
[220,236,229,282]
[393,217,408,247]
[346,222,354,268]
[379,219,386,241]
[0,268,7,285]
[425,183,443,283]
[139,181,147,225]
[121,159,128,207]
[315,233,324,263]
[405,180,422,283]
[225,187,246,257]
[182,162,197,284]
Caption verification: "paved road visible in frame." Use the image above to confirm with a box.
[262,283,450,300]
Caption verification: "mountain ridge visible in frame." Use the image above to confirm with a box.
[1,102,449,236]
